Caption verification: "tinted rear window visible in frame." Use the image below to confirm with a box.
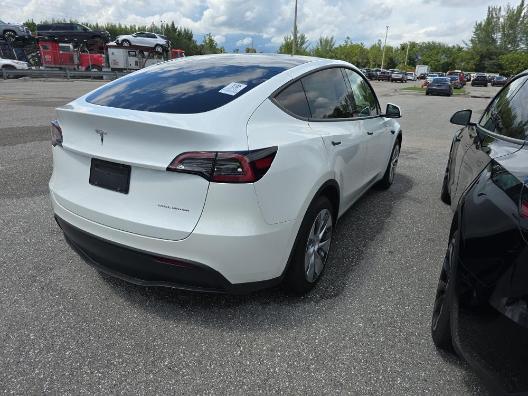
[275,80,311,118]
[86,55,307,114]
[433,78,449,84]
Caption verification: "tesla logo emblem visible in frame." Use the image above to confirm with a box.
[95,129,107,145]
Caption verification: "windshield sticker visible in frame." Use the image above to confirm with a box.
[219,82,247,96]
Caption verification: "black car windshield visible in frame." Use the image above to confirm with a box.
[449,76,458,81]
[86,55,308,114]
[433,78,449,84]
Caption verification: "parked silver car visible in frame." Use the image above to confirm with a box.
[0,20,32,41]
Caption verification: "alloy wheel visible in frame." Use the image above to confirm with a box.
[304,208,333,283]
[4,31,16,42]
[389,144,400,183]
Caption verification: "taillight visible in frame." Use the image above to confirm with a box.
[50,119,63,147]
[167,147,277,183]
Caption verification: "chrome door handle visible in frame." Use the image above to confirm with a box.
[331,141,341,146]
[367,131,374,135]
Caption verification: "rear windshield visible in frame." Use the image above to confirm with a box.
[86,55,307,114]
[433,78,449,84]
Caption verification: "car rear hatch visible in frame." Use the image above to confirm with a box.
[51,105,246,241]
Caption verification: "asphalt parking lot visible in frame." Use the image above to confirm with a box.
[0,78,500,394]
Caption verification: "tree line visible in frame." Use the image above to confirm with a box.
[279,0,528,76]
[21,0,528,75]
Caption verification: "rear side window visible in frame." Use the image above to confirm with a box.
[480,75,528,141]
[274,80,311,118]
[301,68,354,119]
[86,55,307,114]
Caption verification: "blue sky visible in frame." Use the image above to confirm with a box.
[0,0,506,51]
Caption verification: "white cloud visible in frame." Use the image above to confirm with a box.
[236,37,253,47]
[213,34,226,44]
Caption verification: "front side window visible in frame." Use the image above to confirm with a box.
[301,68,354,119]
[480,75,528,141]
[274,80,311,118]
[343,68,379,117]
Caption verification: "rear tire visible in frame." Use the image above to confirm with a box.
[285,196,334,294]
[154,44,163,53]
[431,232,458,351]
[440,168,451,205]
[121,40,131,47]
[377,141,400,189]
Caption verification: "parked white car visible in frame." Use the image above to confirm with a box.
[115,32,169,52]
[406,72,416,81]
[0,57,29,70]
[426,73,439,84]
[49,54,402,294]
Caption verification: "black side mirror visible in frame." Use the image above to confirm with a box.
[450,109,472,126]
[385,103,401,118]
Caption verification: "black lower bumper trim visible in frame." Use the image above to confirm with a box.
[55,216,281,294]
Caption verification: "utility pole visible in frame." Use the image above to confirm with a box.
[292,0,298,55]
[404,42,410,67]
[381,25,389,70]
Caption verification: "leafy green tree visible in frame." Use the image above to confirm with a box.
[313,36,336,58]
[278,33,310,55]
[334,38,369,67]
[368,41,383,68]
[23,19,37,33]
[500,52,528,76]
[200,33,224,54]
[500,0,525,51]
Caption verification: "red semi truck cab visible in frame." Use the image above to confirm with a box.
[39,40,104,70]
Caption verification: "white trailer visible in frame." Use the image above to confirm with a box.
[107,45,165,71]
[415,65,430,76]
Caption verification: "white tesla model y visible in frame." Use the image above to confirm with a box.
[49,54,402,294]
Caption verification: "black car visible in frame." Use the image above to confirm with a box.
[491,75,508,87]
[36,23,110,44]
[377,70,391,81]
[426,77,453,96]
[471,74,488,87]
[364,68,378,80]
[435,72,528,394]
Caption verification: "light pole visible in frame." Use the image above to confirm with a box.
[292,0,298,55]
[404,42,410,68]
[381,25,389,70]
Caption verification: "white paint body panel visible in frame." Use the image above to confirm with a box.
[49,54,401,285]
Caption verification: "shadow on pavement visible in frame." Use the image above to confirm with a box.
[97,173,415,328]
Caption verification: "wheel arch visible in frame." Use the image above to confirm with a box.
[314,179,340,222]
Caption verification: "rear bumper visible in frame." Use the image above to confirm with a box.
[56,216,280,294]
[50,182,298,288]
[427,87,451,94]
